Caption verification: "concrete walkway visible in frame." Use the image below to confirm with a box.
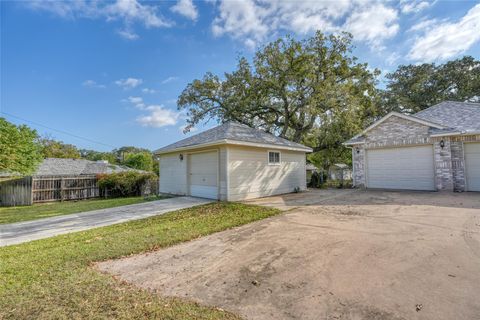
[0,197,213,247]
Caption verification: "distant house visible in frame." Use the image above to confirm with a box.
[154,121,312,200]
[34,158,144,177]
[328,163,352,181]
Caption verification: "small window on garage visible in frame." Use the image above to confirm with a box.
[268,151,280,165]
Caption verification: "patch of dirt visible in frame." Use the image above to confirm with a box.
[96,190,480,320]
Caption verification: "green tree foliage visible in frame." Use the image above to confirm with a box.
[81,147,157,174]
[38,137,81,159]
[178,31,380,169]
[0,118,43,175]
[123,152,154,172]
[383,56,480,113]
[80,149,118,164]
[113,146,151,162]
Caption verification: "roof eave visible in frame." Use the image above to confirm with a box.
[430,130,480,138]
[343,140,365,146]
[154,139,312,155]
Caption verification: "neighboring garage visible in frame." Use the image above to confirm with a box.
[366,145,434,191]
[465,142,480,191]
[346,101,480,192]
[155,121,312,200]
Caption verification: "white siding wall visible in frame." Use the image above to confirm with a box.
[159,153,187,195]
[227,145,306,201]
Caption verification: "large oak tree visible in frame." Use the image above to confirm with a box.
[178,31,380,153]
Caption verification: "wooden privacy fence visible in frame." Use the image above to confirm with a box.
[32,176,99,203]
[0,176,33,206]
[0,175,99,206]
[0,175,159,207]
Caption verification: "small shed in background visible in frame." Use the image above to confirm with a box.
[328,163,352,181]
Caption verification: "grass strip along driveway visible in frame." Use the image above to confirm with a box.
[0,202,280,319]
[0,195,170,224]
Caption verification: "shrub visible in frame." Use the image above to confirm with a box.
[308,171,325,188]
[97,172,157,198]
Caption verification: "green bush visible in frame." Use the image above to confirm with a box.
[97,172,157,198]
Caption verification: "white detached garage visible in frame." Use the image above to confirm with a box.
[154,122,312,201]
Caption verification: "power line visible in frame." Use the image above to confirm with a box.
[1,111,117,149]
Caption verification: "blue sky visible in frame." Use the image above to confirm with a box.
[1,0,479,152]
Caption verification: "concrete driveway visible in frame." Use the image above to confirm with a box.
[0,196,212,247]
[97,189,480,320]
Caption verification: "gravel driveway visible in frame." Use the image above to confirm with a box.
[97,189,480,320]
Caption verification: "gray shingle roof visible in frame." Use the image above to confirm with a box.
[155,121,312,153]
[34,158,145,176]
[344,101,480,145]
[414,101,480,134]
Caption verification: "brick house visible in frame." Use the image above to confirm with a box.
[344,101,480,192]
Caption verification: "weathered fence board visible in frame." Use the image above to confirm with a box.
[0,176,33,206]
[32,176,99,203]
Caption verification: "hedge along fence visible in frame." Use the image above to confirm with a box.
[97,172,158,198]
[0,172,158,207]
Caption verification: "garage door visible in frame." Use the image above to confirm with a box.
[366,145,434,191]
[188,151,218,199]
[465,143,480,191]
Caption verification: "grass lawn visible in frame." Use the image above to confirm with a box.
[0,202,280,319]
[0,195,170,224]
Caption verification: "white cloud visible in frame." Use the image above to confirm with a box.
[137,105,180,127]
[171,0,198,21]
[125,95,180,127]
[127,96,145,109]
[343,4,399,49]
[211,0,398,50]
[161,76,179,84]
[400,0,433,14]
[115,77,143,89]
[408,4,480,61]
[105,0,171,28]
[142,88,156,94]
[26,0,171,39]
[386,52,401,66]
[117,28,139,40]
[212,0,270,47]
[408,18,439,32]
[82,80,106,89]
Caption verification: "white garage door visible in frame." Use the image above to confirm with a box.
[188,151,218,199]
[465,143,480,192]
[366,145,434,191]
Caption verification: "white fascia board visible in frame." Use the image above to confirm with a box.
[343,141,365,146]
[224,139,313,152]
[155,139,312,155]
[429,130,480,138]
